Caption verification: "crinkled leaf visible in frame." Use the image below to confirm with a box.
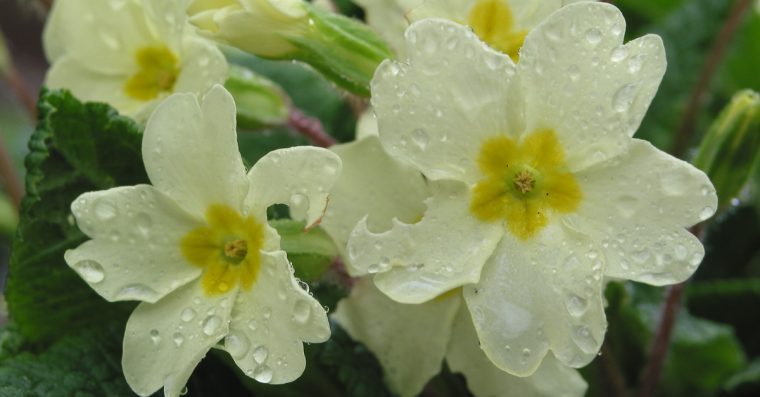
[5,88,145,344]
[0,322,132,397]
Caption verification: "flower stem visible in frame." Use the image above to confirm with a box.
[671,0,754,158]
[287,108,337,148]
[600,340,628,397]
[2,65,38,121]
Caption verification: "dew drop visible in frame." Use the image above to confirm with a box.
[116,284,159,301]
[585,28,602,45]
[571,325,599,354]
[699,206,715,221]
[202,315,222,336]
[566,294,589,317]
[292,300,312,324]
[253,345,269,364]
[94,199,117,221]
[73,260,105,283]
[247,319,258,331]
[628,54,645,73]
[262,307,272,320]
[674,244,688,260]
[253,364,273,383]
[135,213,152,237]
[173,332,185,347]
[149,329,160,344]
[181,308,197,322]
[410,128,429,150]
[612,84,638,112]
[610,45,628,62]
[225,331,251,359]
[522,348,531,357]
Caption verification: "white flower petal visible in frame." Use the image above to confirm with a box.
[321,136,429,264]
[518,2,666,170]
[354,0,422,54]
[463,224,606,375]
[43,0,154,70]
[65,185,202,303]
[245,147,342,228]
[355,109,379,140]
[174,36,229,98]
[348,180,502,303]
[226,251,330,384]
[571,139,717,285]
[446,304,587,397]
[372,19,521,183]
[143,85,248,217]
[332,278,461,397]
[123,280,234,397]
[44,56,143,114]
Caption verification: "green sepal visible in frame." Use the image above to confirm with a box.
[287,3,394,96]
[693,90,760,209]
[269,219,337,282]
[225,64,290,130]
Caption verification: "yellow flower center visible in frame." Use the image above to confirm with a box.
[467,0,528,61]
[180,205,265,295]
[470,129,581,240]
[124,45,180,101]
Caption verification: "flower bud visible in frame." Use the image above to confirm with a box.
[188,0,393,96]
[224,65,289,130]
[693,90,760,208]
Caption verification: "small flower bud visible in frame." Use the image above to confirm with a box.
[224,65,289,130]
[693,90,760,208]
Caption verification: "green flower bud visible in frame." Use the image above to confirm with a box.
[286,3,394,96]
[224,65,289,130]
[188,0,393,96]
[693,90,760,208]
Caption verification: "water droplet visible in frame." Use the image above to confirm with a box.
[180,386,188,396]
[567,64,580,82]
[93,199,117,221]
[99,31,121,50]
[610,45,628,62]
[410,128,429,150]
[181,308,196,322]
[585,28,602,45]
[699,206,715,221]
[566,294,589,317]
[631,249,651,264]
[73,260,105,283]
[674,244,688,260]
[572,325,599,354]
[135,213,152,237]
[149,329,160,344]
[116,284,159,301]
[612,84,638,112]
[262,307,272,320]
[289,193,307,209]
[173,332,185,347]
[202,315,222,336]
[225,331,250,359]
[564,255,582,268]
[628,54,646,73]
[522,348,531,357]
[253,364,273,383]
[292,300,312,324]
[253,345,269,364]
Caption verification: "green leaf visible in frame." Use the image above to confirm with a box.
[602,282,747,396]
[225,65,290,131]
[0,322,133,397]
[724,357,760,394]
[5,88,145,344]
[269,220,337,282]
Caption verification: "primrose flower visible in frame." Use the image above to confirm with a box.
[356,0,594,59]
[64,85,341,396]
[322,137,585,396]
[43,0,227,119]
[348,3,718,376]
[334,280,587,397]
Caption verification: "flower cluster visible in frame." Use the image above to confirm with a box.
[44,0,718,396]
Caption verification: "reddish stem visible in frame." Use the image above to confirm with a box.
[671,0,754,157]
[287,108,337,148]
